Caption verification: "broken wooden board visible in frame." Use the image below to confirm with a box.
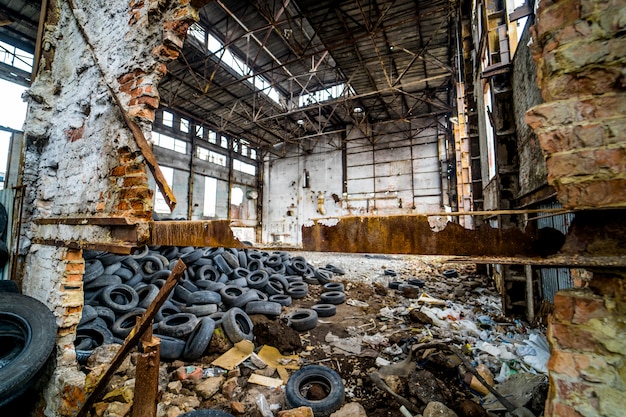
[211,340,254,370]
[248,374,284,388]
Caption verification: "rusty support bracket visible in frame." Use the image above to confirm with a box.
[131,319,160,417]
[33,216,137,226]
[75,259,186,417]
[31,239,137,255]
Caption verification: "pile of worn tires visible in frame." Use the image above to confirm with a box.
[76,246,344,362]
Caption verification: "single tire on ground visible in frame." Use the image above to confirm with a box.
[311,304,336,317]
[183,317,216,360]
[285,365,345,417]
[286,309,318,332]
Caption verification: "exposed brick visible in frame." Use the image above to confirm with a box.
[151,44,180,61]
[549,322,603,353]
[548,349,578,378]
[109,166,127,177]
[571,293,608,325]
[126,164,146,175]
[543,67,624,101]
[554,291,575,322]
[536,0,582,39]
[546,147,626,182]
[128,105,155,121]
[63,249,84,261]
[135,95,160,109]
[119,187,152,200]
[555,179,626,208]
[122,176,149,187]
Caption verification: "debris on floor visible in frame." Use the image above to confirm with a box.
[77,248,548,417]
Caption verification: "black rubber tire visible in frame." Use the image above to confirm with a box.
[213,254,233,275]
[311,304,337,317]
[285,365,345,417]
[155,300,181,323]
[320,291,346,305]
[245,301,282,316]
[138,255,164,277]
[407,278,426,287]
[314,269,333,284]
[322,282,344,293]
[195,265,221,282]
[221,307,254,343]
[157,313,199,338]
[246,259,263,272]
[289,257,309,275]
[443,269,459,278]
[0,293,56,407]
[231,290,260,308]
[388,281,402,290]
[231,267,249,280]
[174,285,193,303]
[0,203,7,241]
[286,309,318,332]
[181,249,204,265]
[265,254,282,268]
[269,294,292,307]
[219,285,245,306]
[187,290,221,305]
[94,306,116,327]
[287,284,308,299]
[84,274,122,290]
[384,269,398,276]
[183,317,216,360]
[137,284,160,309]
[111,308,146,338]
[83,259,104,283]
[154,335,186,360]
[181,303,218,317]
[324,264,346,276]
[100,284,139,314]
[246,270,269,289]
[0,280,19,293]
[103,262,122,276]
[264,274,289,296]
[221,251,239,269]
[78,305,98,326]
[115,266,134,281]
[209,312,225,325]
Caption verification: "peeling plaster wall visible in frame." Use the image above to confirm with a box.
[19,0,200,414]
[263,119,446,245]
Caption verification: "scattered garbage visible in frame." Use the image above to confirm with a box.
[74,249,549,417]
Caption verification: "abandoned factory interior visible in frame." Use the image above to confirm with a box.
[0,0,624,416]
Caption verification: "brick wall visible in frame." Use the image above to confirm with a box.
[20,0,202,415]
[546,275,626,416]
[526,1,626,415]
[525,0,626,209]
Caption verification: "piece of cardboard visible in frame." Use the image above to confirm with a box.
[248,373,285,388]
[211,340,254,370]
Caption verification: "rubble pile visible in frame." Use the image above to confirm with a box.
[77,248,549,417]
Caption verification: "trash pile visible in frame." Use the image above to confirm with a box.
[76,248,549,417]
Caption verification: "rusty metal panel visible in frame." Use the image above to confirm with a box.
[149,220,243,248]
[302,215,538,256]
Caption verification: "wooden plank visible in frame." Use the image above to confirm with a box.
[75,260,186,417]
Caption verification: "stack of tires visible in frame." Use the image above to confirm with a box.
[76,246,341,362]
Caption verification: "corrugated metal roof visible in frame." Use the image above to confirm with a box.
[0,0,458,155]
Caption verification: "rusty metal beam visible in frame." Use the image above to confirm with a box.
[302,215,539,257]
[149,220,244,248]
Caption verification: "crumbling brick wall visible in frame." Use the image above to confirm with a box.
[20,0,200,415]
[525,1,626,415]
[526,0,626,209]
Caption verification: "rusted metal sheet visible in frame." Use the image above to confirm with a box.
[448,255,626,267]
[31,238,137,254]
[149,220,244,248]
[302,215,539,256]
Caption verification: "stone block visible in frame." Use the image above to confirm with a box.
[277,407,314,417]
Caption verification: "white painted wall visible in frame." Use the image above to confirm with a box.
[263,118,446,245]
